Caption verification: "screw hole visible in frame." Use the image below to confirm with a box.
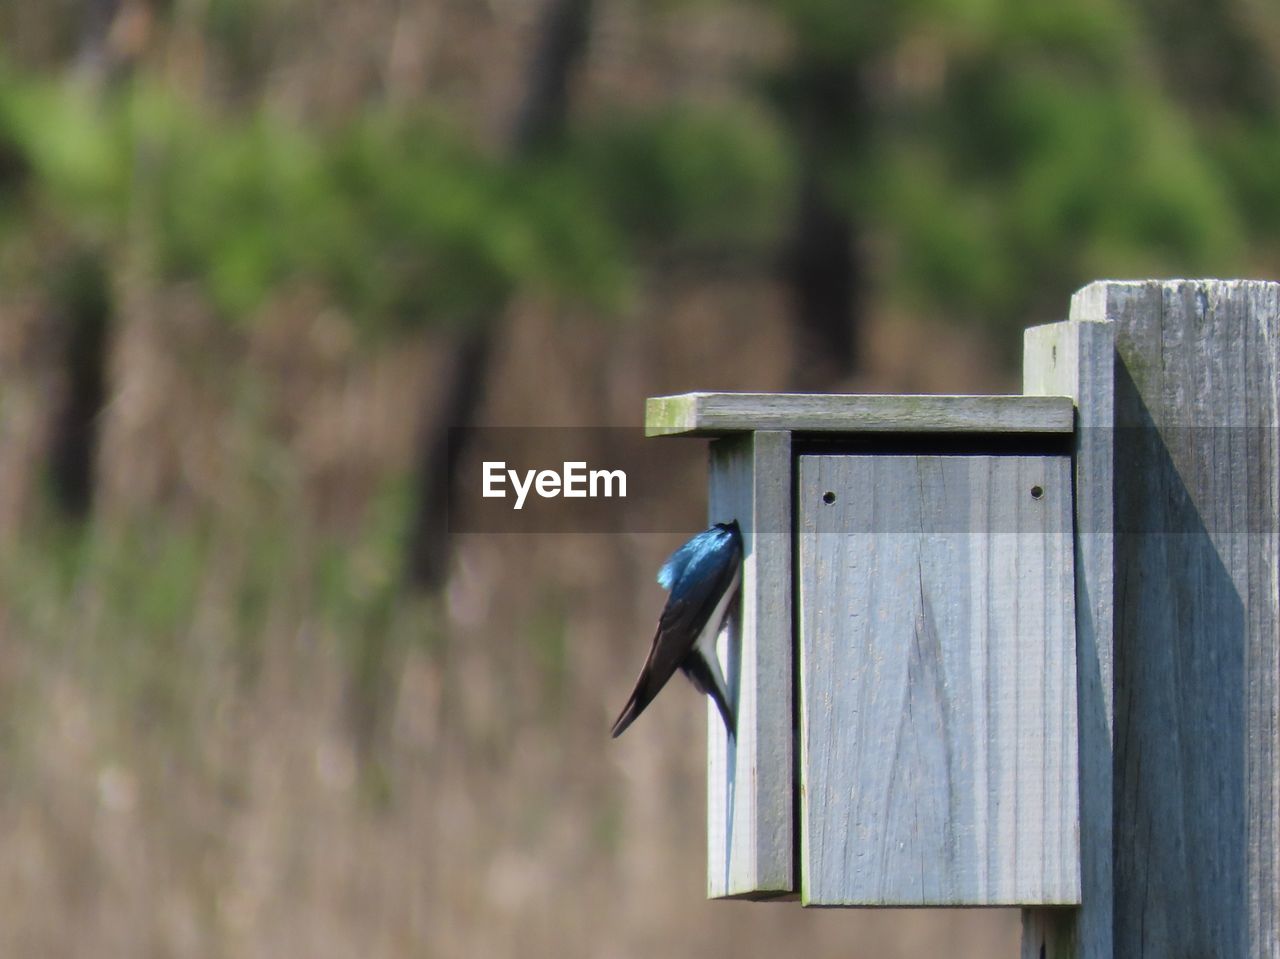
[822,491,836,505]
[1031,485,1044,499]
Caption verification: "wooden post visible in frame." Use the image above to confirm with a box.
[1023,279,1280,957]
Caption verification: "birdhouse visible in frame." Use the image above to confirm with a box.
[645,392,1081,907]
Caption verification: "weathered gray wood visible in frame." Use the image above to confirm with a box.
[646,392,1074,437]
[1101,280,1280,957]
[797,452,1079,906]
[706,430,794,899]
[1022,310,1116,957]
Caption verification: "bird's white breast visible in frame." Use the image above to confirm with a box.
[693,563,741,665]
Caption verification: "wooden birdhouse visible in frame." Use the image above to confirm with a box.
[645,391,1081,907]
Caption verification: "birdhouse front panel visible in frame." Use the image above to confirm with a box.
[797,452,1080,906]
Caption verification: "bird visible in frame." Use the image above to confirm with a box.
[611,520,742,739]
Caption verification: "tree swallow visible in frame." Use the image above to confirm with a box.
[611,520,742,738]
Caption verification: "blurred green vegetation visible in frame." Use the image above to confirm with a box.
[0,4,1277,952]
[3,0,1277,357]
[1,0,1277,756]
[759,0,1280,341]
[0,66,791,334]
[569,105,791,253]
[1,0,1276,734]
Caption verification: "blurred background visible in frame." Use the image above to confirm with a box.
[1,0,1278,955]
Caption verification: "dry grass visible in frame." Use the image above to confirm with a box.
[0,273,1023,957]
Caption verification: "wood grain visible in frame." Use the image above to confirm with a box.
[1104,280,1280,957]
[797,452,1080,906]
[1022,307,1116,958]
[706,430,794,899]
[646,393,1074,437]
[1022,278,1280,958]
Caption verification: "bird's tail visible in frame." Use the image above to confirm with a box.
[610,684,654,738]
[683,652,736,739]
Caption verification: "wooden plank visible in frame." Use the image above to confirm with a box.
[1100,280,1280,956]
[706,430,794,899]
[797,452,1079,906]
[646,393,1074,437]
[1022,308,1116,958]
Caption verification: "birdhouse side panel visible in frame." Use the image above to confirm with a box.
[705,430,794,899]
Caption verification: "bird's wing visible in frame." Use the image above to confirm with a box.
[611,537,740,738]
[657,527,719,589]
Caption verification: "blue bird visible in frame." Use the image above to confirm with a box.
[611,520,742,738]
